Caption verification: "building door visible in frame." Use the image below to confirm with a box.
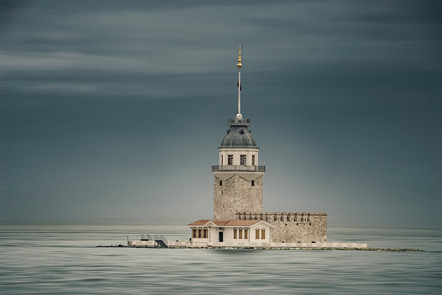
[219,232,223,242]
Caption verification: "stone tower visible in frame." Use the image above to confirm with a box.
[212,47,266,220]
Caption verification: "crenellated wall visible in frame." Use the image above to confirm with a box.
[236,212,327,243]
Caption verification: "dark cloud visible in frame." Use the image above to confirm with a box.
[1,0,440,227]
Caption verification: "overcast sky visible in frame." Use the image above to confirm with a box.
[1,0,440,227]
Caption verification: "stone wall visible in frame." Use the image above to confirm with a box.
[236,212,327,243]
[214,175,263,220]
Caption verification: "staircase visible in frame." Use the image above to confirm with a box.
[154,235,168,248]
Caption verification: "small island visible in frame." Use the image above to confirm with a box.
[128,47,370,250]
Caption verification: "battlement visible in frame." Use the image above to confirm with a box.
[236,211,328,243]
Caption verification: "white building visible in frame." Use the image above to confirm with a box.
[188,219,274,247]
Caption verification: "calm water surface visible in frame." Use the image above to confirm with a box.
[1,225,441,294]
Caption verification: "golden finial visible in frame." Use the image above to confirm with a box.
[237,46,242,69]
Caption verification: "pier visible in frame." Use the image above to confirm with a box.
[124,233,370,249]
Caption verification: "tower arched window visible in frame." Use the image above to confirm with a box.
[240,155,246,165]
[227,155,233,165]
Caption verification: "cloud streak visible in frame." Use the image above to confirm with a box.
[2,0,439,226]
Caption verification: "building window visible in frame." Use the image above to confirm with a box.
[261,229,266,239]
[233,228,237,239]
[244,228,248,239]
[252,155,255,166]
[219,180,222,186]
[251,180,255,186]
[239,228,243,239]
[198,228,202,238]
[193,228,197,238]
[240,155,246,165]
[255,229,260,239]
[227,155,233,165]
[221,155,223,165]
[203,228,208,238]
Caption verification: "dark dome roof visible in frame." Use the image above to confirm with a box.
[220,119,257,148]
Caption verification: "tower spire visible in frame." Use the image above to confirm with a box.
[236,46,243,120]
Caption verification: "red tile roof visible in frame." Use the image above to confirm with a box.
[187,220,212,226]
[188,219,273,227]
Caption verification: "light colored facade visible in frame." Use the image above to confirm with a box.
[218,148,259,166]
[188,220,274,247]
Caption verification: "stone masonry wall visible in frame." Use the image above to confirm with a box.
[214,175,263,220]
[236,212,327,243]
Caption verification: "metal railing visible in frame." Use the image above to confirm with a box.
[212,165,265,172]
[141,234,152,241]
[154,235,166,241]
[228,118,250,125]
[154,235,168,248]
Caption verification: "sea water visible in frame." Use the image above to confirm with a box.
[0,225,440,294]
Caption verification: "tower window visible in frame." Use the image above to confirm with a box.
[252,155,255,166]
[251,180,255,186]
[221,155,223,165]
[227,155,233,165]
[240,155,246,165]
[219,180,222,186]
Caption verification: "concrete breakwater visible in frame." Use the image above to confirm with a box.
[98,241,423,251]
[127,239,369,249]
